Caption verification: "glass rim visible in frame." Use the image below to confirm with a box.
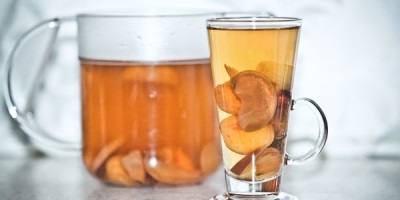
[77,9,222,19]
[207,16,302,29]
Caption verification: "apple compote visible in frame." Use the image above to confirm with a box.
[81,59,221,186]
[208,26,298,181]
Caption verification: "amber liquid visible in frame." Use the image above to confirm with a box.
[81,59,220,186]
[208,27,299,183]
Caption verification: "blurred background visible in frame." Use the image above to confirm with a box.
[0,0,399,158]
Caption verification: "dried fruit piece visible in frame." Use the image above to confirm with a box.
[262,176,281,192]
[121,150,146,183]
[200,141,221,174]
[238,147,282,181]
[276,90,291,108]
[144,148,201,184]
[255,61,293,91]
[220,115,274,155]
[106,155,135,186]
[231,71,277,131]
[270,90,292,139]
[230,147,263,175]
[224,64,239,78]
[123,65,179,86]
[215,82,241,114]
[91,137,124,173]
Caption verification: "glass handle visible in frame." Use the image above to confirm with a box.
[3,17,80,151]
[285,98,328,165]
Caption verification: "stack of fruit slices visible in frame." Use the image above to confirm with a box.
[214,61,293,181]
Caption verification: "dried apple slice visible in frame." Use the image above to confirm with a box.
[215,82,241,114]
[255,61,293,91]
[270,90,291,139]
[200,141,221,174]
[231,71,277,131]
[220,115,274,155]
[224,64,239,78]
[230,147,263,175]
[144,148,201,184]
[106,155,135,186]
[91,137,124,173]
[238,147,283,181]
[120,150,146,183]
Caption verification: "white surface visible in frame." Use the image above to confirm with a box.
[0,157,399,199]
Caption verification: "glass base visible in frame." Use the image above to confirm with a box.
[212,174,298,200]
[211,192,298,200]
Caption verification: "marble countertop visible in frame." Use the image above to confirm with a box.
[0,157,399,200]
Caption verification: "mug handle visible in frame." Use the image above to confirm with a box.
[285,98,328,165]
[3,17,80,150]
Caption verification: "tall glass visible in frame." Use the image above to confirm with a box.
[207,17,328,199]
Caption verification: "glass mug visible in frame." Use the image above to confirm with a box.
[207,17,328,199]
[4,10,223,186]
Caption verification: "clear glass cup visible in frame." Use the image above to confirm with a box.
[207,17,328,199]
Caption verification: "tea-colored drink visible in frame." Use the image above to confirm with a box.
[208,27,299,181]
[81,59,221,186]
